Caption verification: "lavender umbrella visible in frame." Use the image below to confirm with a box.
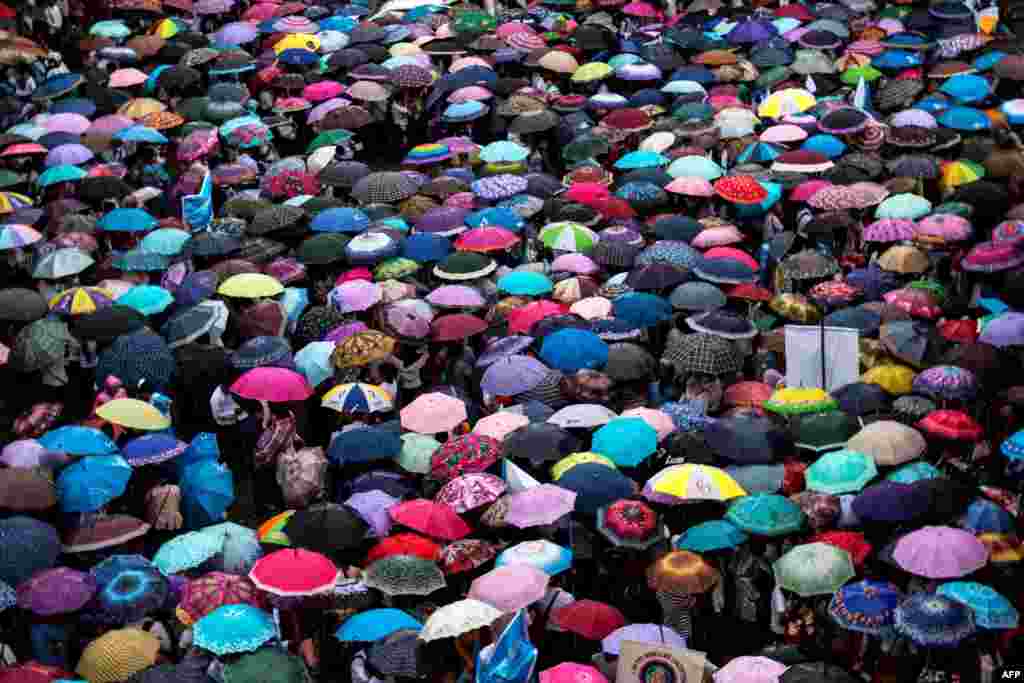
[46,143,94,167]
[427,285,486,308]
[979,312,1024,347]
[481,354,550,395]
[477,337,536,367]
[504,484,577,528]
[602,623,687,655]
[911,365,978,401]
[214,21,259,46]
[345,490,400,537]
[892,526,989,579]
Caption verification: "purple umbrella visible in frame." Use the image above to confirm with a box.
[892,526,988,579]
[477,336,536,367]
[505,484,577,528]
[215,21,259,45]
[846,263,901,301]
[911,365,978,401]
[307,98,351,125]
[979,312,1024,347]
[16,567,97,616]
[45,143,94,167]
[345,490,400,537]
[728,19,778,44]
[416,208,470,235]
[602,623,686,655]
[324,321,369,343]
[851,481,932,523]
[426,285,486,308]
[480,354,550,395]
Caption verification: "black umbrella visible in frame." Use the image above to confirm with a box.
[70,305,147,345]
[368,630,421,678]
[704,416,790,464]
[503,423,581,464]
[626,263,689,290]
[0,288,47,322]
[79,176,134,204]
[781,663,859,683]
[832,382,890,416]
[284,503,369,562]
[157,66,201,92]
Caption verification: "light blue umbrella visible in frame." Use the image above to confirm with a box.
[614,150,669,170]
[466,207,525,232]
[479,141,529,164]
[805,449,878,495]
[885,461,942,483]
[117,285,174,316]
[937,582,1019,630]
[496,271,553,296]
[875,193,932,220]
[89,19,132,38]
[937,106,991,132]
[674,520,748,552]
[726,493,805,536]
[201,522,263,574]
[496,540,572,575]
[8,123,46,139]
[98,208,158,233]
[113,126,169,144]
[294,341,336,388]
[180,460,234,529]
[112,249,170,272]
[153,530,224,574]
[38,164,87,187]
[141,228,192,256]
[39,426,118,456]
[802,134,846,159]
[939,74,991,104]
[194,604,277,655]
[56,455,132,512]
[540,328,608,372]
[335,608,422,642]
[667,155,724,180]
[282,287,310,327]
[592,417,658,467]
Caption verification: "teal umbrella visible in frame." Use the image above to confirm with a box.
[116,285,174,316]
[725,493,805,536]
[141,228,192,256]
[774,542,855,596]
[592,417,658,467]
[496,271,553,296]
[805,449,878,494]
[38,164,86,187]
[937,581,1019,629]
[885,461,942,483]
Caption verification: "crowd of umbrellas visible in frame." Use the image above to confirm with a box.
[1,0,1024,681]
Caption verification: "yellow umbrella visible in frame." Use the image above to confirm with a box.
[117,97,167,119]
[95,398,172,431]
[48,286,114,315]
[77,628,160,683]
[979,533,1023,563]
[940,160,985,192]
[0,191,31,213]
[862,363,916,395]
[756,88,816,119]
[650,464,746,501]
[149,17,182,38]
[273,33,321,53]
[571,62,613,83]
[763,387,838,415]
[551,451,617,480]
[217,273,284,298]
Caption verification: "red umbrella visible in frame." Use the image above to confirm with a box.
[724,381,773,408]
[0,664,75,683]
[248,548,341,596]
[431,313,488,342]
[438,539,500,574]
[553,599,627,640]
[454,227,521,253]
[916,409,984,441]
[811,531,873,569]
[389,499,472,540]
[592,197,637,220]
[939,319,979,343]
[564,182,612,204]
[365,533,441,565]
[714,175,768,204]
[727,283,773,301]
[230,367,314,402]
[430,434,503,481]
[506,301,569,334]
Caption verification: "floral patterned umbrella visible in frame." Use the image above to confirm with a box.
[435,473,507,513]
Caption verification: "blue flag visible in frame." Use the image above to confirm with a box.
[182,169,213,230]
[476,609,537,683]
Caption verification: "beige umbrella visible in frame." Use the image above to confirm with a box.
[878,245,930,274]
[846,420,926,466]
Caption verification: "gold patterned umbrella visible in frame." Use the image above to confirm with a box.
[331,331,396,369]
[647,551,720,595]
[769,293,822,322]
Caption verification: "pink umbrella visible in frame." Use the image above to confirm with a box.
[915,214,973,243]
[791,179,832,202]
[713,657,788,683]
[693,225,745,249]
[230,367,314,402]
[552,254,600,275]
[505,484,577,528]
[455,227,521,253]
[495,21,533,38]
[329,280,382,314]
[242,2,280,20]
[666,176,715,197]
[892,526,988,579]
[436,473,507,513]
[45,113,91,135]
[427,285,486,308]
[401,392,468,434]
[469,565,550,612]
[474,412,530,441]
[109,68,149,88]
[303,81,345,102]
[864,218,917,243]
[541,664,609,683]
[761,124,808,143]
[449,86,494,103]
[383,300,434,339]
[703,247,759,270]
[438,136,479,155]
[620,408,676,441]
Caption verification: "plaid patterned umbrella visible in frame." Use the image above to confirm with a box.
[663,332,741,375]
[353,172,421,204]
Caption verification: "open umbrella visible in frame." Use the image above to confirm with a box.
[773,543,855,596]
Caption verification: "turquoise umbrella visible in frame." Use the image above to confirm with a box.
[674,520,749,552]
[805,449,878,494]
[667,155,724,180]
[98,208,158,233]
[592,417,658,467]
[885,461,942,483]
[614,150,669,170]
[141,228,191,256]
[89,19,132,38]
[294,341,336,388]
[335,608,422,642]
[479,141,529,164]
[116,285,174,316]
[193,604,277,655]
[153,530,224,574]
[774,542,855,597]
[937,106,991,132]
[496,271,553,296]
[875,193,932,220]
[38,164,86,187]
[939,74,991,104]
[937,582,1019,629]
[725,493,805,536]
[113,125,169,144]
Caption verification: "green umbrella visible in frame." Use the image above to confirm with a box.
[774,542,856,597]
[375,257,420,280]
[11,319,74,372]
[563,135,611,163]
[793,412,858,452]
[726,494,805,536]
[398,434,440,475]
[224,647,310,683]
[308,129,354,154]
[805,449,878,495]
[364,555,447,596]
[296,234,350,266]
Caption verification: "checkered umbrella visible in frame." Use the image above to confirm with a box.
[352,172,421,204]
[663,332,741,375]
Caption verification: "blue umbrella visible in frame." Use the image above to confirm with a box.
[93,565,169,624]
[153,531,224,574]
[725,494,805,536]
[38,164,87,187]
[737,141,783,164]
[122,433,187,467]
[201,522,263,574]
[539,328,608,372]
[829,579,903,635]
[52,98,96,117]
[894,594,976,647]
[117,285,174,315]
[823,308,881,335]
[0,516,61,586]
[558,463,635,515]
[937,582,1019,630]
[277,48,319,66]
[402,233,452,262]
[916,95,951,114]
[0,579,15,612]
[39,426,118,456]
[851,481,931,523]
[496,540,573,575]
[98,208,158,233]
[32,73,84,99]
[180,460,234,529]
[194,605,278,655]
[973,50,1006,72]
[335,608,422,642]
[962,499,1015,534]
[466,207,525,232]
[937,106,991,131]
[872,49,922,69]
[674,520,748,552]
[939,74,991,104]
[56,455,133,512]
[113,125,170,144]
[496,271,553,296]
[592,417,658,467]
[885,461,942,484]
[311,207,371,233]
[802,134,847,159]
[328,427,402,464]
[612,292,672,327]
[176,432,221,477]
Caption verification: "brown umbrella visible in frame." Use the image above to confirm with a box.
[647,550,720,594]
[0,468,56,511]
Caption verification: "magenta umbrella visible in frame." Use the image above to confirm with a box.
[892,526,988,579]
[469,565,550,612]
[230,367,314,402]
[505,484,577,528]
[426,285,486,308]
